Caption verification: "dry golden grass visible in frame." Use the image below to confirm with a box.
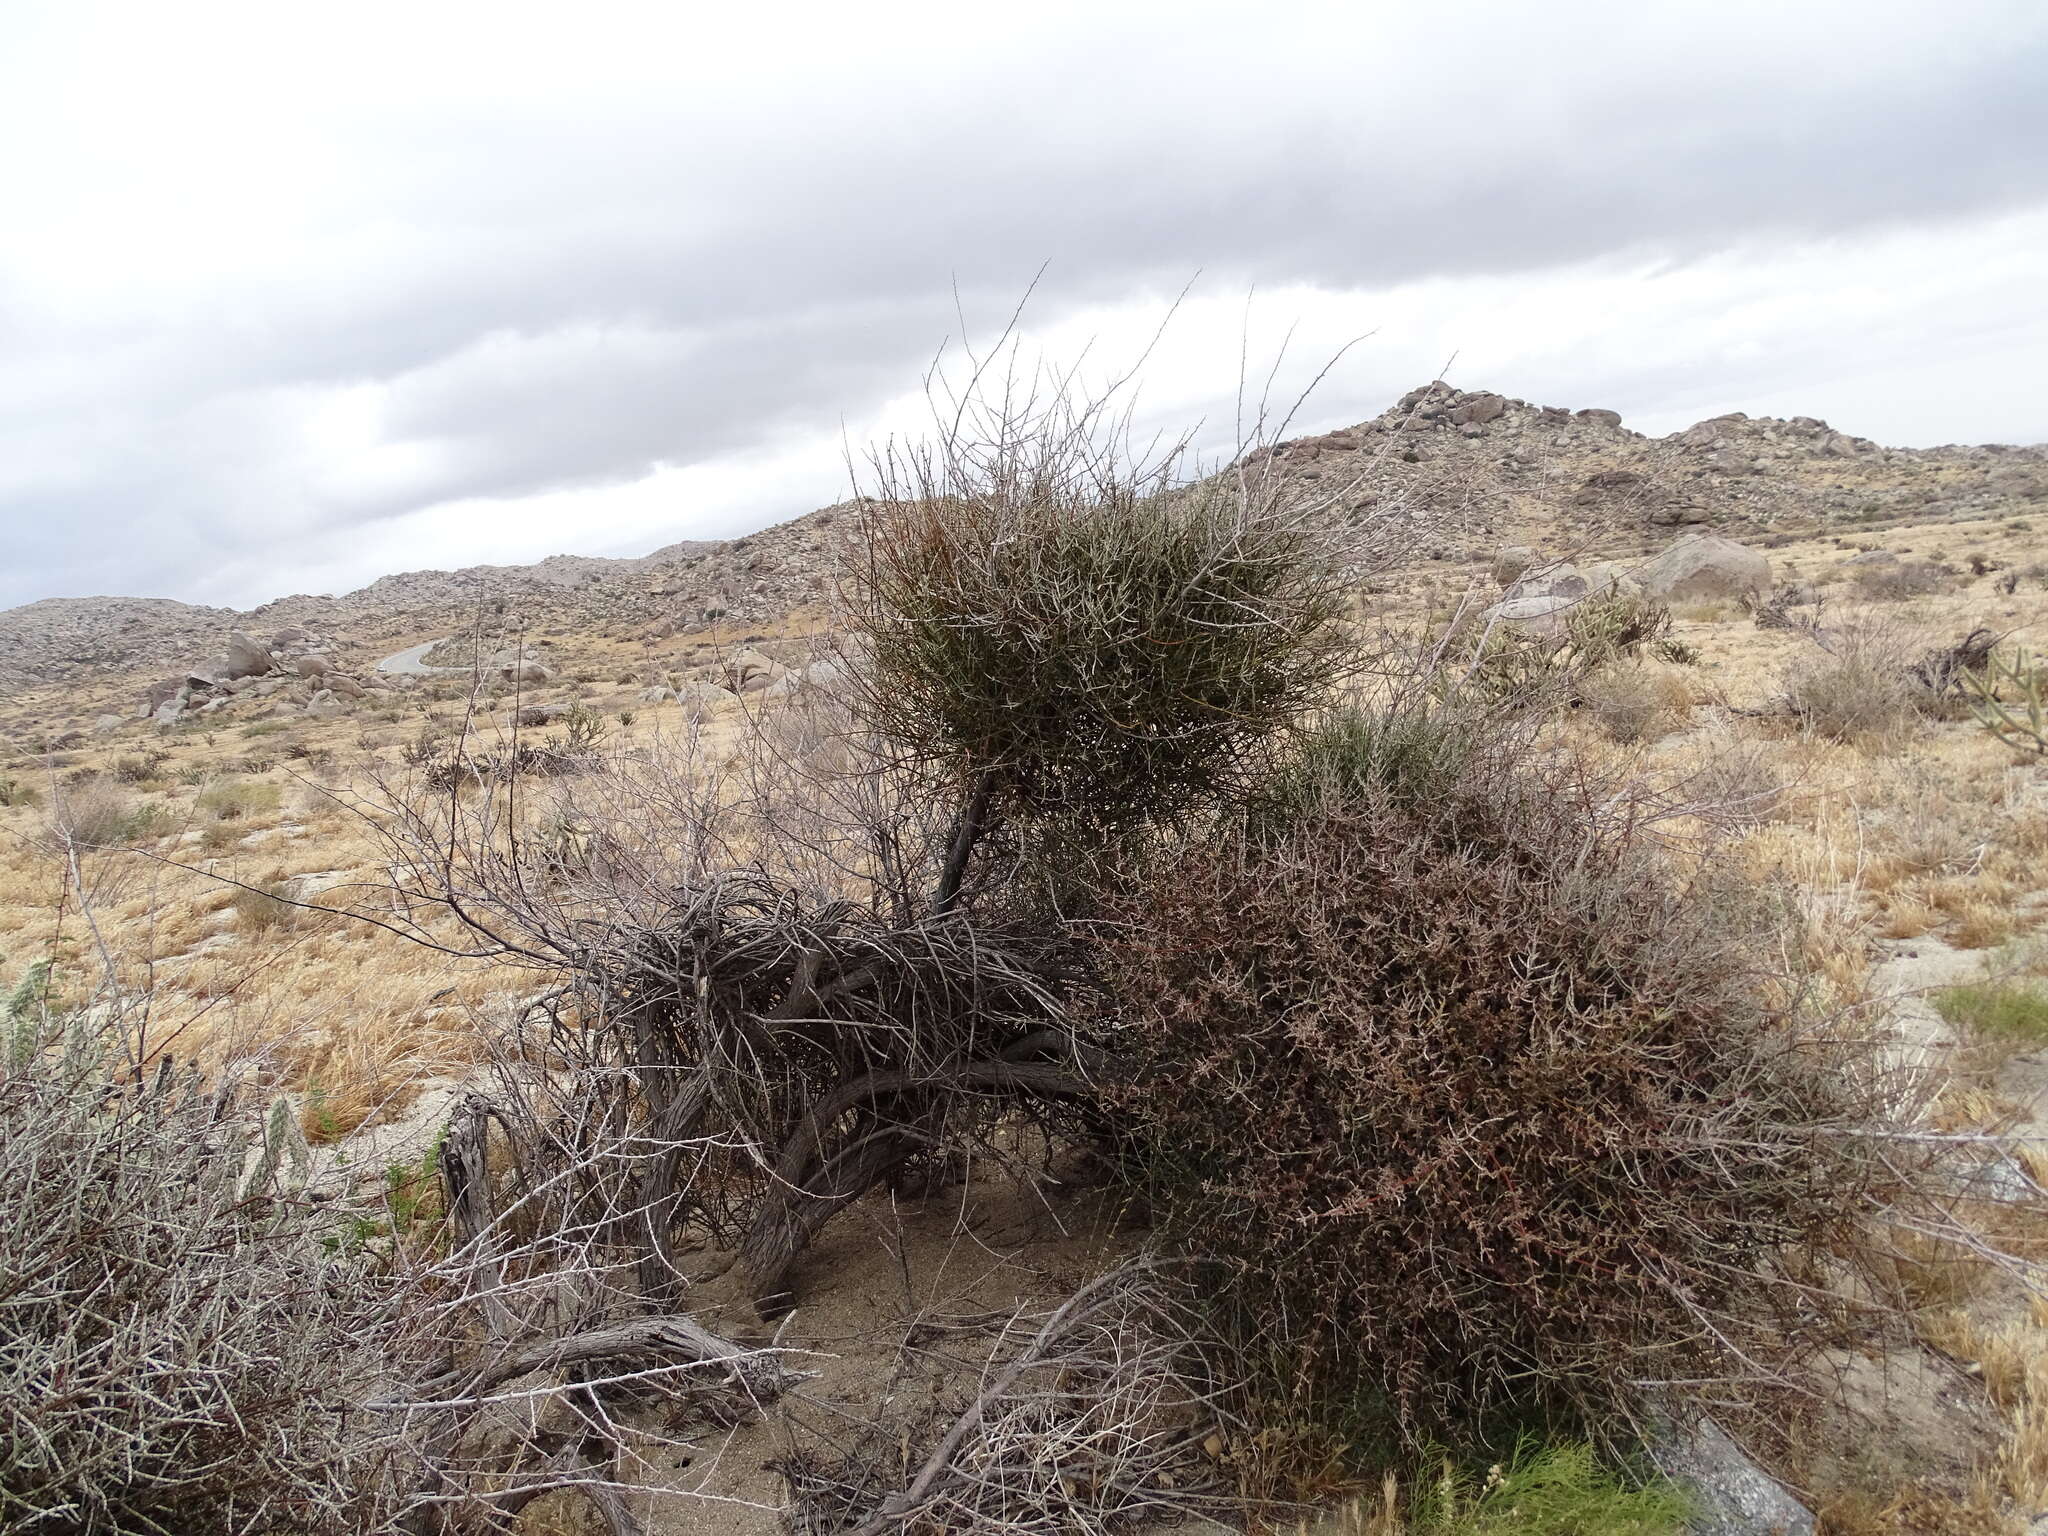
[1818,1477,2016,1536]
[1924,1302,2048,1516]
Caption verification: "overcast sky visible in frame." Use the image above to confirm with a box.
[2,0,2045,612]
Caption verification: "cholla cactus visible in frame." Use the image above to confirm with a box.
[237,1092,313,1201]
[1967,645,2048,755]
[4,960,52,1070]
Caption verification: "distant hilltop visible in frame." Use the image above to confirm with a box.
[4,383,2042,694]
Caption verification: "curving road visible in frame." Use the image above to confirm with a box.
[375,641,468,676]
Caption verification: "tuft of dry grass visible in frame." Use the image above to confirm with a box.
[1578,663,1693,744]
[1924,1303,2048,1516]
[1783,627,1930,748]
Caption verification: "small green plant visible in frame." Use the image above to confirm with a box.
[1411,1441,1681,1534]
[1653,637,1700,667]
[616,708,636,729]
[301,1077,343,1143]
[240,719,288,737]
[1314,1438,1689,1535]
[1936,982,2048,1048]
[381,1136,446,1248]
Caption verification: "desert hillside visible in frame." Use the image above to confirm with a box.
[11,382,2048,1536]
[6,382,2042,706]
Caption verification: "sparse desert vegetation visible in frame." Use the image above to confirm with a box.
[7,374,2048,1536]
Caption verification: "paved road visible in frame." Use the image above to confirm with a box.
[374,641,466,676]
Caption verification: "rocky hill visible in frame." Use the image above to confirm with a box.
[0,596,242,693]
[0,542,717,693]
[5,385,2044,695]
[1249,383,2048,551]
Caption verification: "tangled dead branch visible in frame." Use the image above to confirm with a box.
[783,1261,1248,1536]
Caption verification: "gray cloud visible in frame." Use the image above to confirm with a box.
[2,0,2045,609]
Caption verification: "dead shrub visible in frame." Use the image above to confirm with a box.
[1852,558,1953,601]
[0,1010,391,1533]
[231,878,297,934]
[1782,623,1934,745]
[1098,709,1901,1437]
[786,1262,1242,1536]
[1577,664,1692,744]
[45,783,172,848]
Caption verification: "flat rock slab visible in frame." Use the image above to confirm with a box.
[1651,1418,1812,1536]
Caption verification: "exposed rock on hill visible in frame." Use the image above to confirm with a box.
[339,539,717,612]
[1247,383,2048,549]
[4,385,2042,696]
[0,596,238,693]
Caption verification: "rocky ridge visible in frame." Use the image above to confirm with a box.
[1253,382,2048,549]
[4,385,2043,696]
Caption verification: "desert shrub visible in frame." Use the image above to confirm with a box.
[1782,626,1932,745]
[200,820,244,853]
[198,780,283,822]
[0,1008,387,1533]
[1668,742,1787,826]
[849,420,1354,856]
[1577,664,1692,744]
[1259,701,1491,821]
[0,774,41,808]
[109,749,170,785]
[48,784,172,847]
[366,354,1386,1326]
[1101,709,1891,1435]
[232,879,297,934]
[397,726,447,770]
[1852,558,1951,600]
